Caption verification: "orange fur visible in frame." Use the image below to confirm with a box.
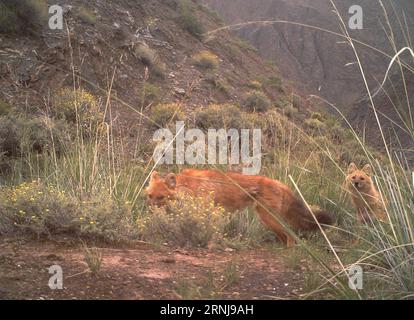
[146,169,334,247]
[345,163,387,223]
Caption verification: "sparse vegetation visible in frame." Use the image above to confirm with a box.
[304,117,326,134]
[260,75,284,92]
[247,80,262,90]
[242,91,271,113]
[175,262,241,299]
[233,37,257,52]
[310,112,324,121]
[206,77,232,96]
[193,51,220,70]
[292,94,303,109]
[176,0,205,40]
[83,245,103,275]
[142,83,161,106]
[135,43,158,67]
[175,270,217,299]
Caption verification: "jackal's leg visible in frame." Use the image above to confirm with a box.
[254,205,295,247]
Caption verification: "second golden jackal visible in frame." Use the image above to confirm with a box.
[345,163,387,223]
[146,169,334,247]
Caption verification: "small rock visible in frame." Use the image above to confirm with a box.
[161,258,176,264]
[174,88,186,95]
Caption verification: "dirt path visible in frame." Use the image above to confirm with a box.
[0,238,305,300]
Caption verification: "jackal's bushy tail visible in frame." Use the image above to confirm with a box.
[289,200,335,231]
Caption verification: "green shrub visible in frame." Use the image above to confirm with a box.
[242,91,271,113]
[150,61,167,78]
[0,181,78,236]
[261,75,283,92]
[193,51,220,70]
[242,112,270,130]
[0,0,47,35]
[195,104,242,130]
[194,104,270,131]
[233,37,257,52]
[205,77,232,96]
[0,181,139,243]
[51,88,102,127]
[283,105,299,118]
[135,43,158,67]
[176,1,204,40]
[225,42,242,63]
[214,79,232,95]
[148,103,184,128]
[139,193,229,247]
[304,118,326,134]
[142,83,161,106]
[0,99,12,115]
[310,112,324,121]
[0,2,17,33]
[0,114,71,157]
[134,43,166,78]
[329,124,346,144]
[0,115,30,156]
[292,94,303,109]
[77,7,97,25]
[247,80,262,90]
[83,245,103,274]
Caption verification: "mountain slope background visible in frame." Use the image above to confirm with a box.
[0,0,292,127]
[204,0,414,106]
[204,0,414,161]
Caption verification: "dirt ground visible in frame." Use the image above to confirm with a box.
[0,237,306,300]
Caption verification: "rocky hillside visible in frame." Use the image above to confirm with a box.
[0,0,309,130]
[204,0,414,108]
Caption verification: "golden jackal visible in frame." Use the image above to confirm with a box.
[345,163,387,223]
[146,169,334,247]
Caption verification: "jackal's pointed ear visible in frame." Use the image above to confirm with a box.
[150,171,159,181]
[348,163,357,174]
[165,173,177,189]
[362,164,372,176]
